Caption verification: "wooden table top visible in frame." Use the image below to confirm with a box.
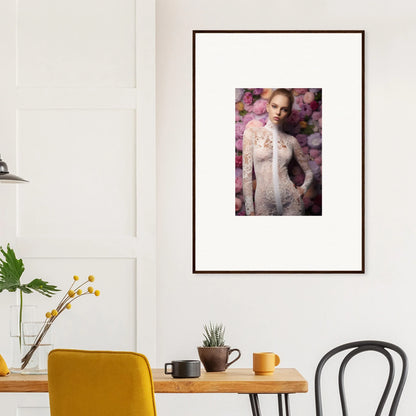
[0,368,308,394]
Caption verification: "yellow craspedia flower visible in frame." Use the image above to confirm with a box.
[77,289,82,295]
[73,275,79,281]
[45,312,52,319]
[299,121,308,128]
[236,101,244,112]
[88,275,95,282]
[68,290,75,297]
[51,309,58,317]
[94,290,100,297]
[66,303,72,310]
[88,286,94,293]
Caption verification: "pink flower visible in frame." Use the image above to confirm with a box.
[314,156,322,165]
[296,134,307,147]
[310,100,319,111]
[242,113,255,127]
[235,123,245,139]
[235,139,243,152]
[235,197,242,212]
[235,168,242,178]
[293,96,303,111]
[308,160,321,180]
[309,149,321,159]
[308,133,322,149]
[302,146,309,155]
[293,88,308,96]
[287,111,300,124]
[235,155,242,168]
[235,89,244,102]
[252,99,268,115]
[245,119,263,130]
[252,88,263,95]
[235,177,243,193]
[299,103,312,118]
[261,89,272,100]
[303,92,315,104]
[243,92,253,106]
[312,111,321,121]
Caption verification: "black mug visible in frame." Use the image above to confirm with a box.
[164,360,201,378]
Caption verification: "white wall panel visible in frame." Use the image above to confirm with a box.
[17,109,136,237]
[17,0,136,87]
[17,407,49,416]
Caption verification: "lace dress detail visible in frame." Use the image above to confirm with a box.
[242,120,313,216]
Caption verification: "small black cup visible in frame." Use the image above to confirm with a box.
[164,360,201,378]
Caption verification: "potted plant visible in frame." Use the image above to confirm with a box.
[0,244,60,371]
[197,322,241,372]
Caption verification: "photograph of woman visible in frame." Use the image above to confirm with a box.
[235,88,322,216]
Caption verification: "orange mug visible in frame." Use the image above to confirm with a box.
[253,352,280,375]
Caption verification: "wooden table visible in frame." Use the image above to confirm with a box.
[0,368,308,416]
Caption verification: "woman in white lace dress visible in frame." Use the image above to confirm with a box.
[242,88,313,216]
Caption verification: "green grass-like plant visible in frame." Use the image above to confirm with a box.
[202,322,225,347]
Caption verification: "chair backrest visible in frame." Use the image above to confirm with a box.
[315,340,408,416]
[48,349,157,416]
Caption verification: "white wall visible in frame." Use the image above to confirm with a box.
[155,0,416,415]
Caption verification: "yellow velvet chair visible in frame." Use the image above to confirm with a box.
[48,349,157,416]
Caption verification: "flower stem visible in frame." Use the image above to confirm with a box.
[19,289,23,349]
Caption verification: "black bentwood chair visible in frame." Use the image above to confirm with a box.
[315,340,408,416]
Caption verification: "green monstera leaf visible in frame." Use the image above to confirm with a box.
[0,245,25,293]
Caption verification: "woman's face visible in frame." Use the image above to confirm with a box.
[267,94,290,126]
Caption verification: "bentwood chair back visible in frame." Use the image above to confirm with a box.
[315,340,408,416]
[48,349,157,416]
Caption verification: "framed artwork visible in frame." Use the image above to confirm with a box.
[193,30,365,273]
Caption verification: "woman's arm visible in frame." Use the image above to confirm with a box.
[291,136,313,196]
[242,127,255,215]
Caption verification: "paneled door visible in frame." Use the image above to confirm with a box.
[0,0,156,414]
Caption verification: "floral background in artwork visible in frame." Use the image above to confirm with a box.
[235,88,322,216]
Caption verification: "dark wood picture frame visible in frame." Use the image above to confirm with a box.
[193,30,365,274]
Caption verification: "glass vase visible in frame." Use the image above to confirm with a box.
[9,304,37,373]
[21,321,53,374]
